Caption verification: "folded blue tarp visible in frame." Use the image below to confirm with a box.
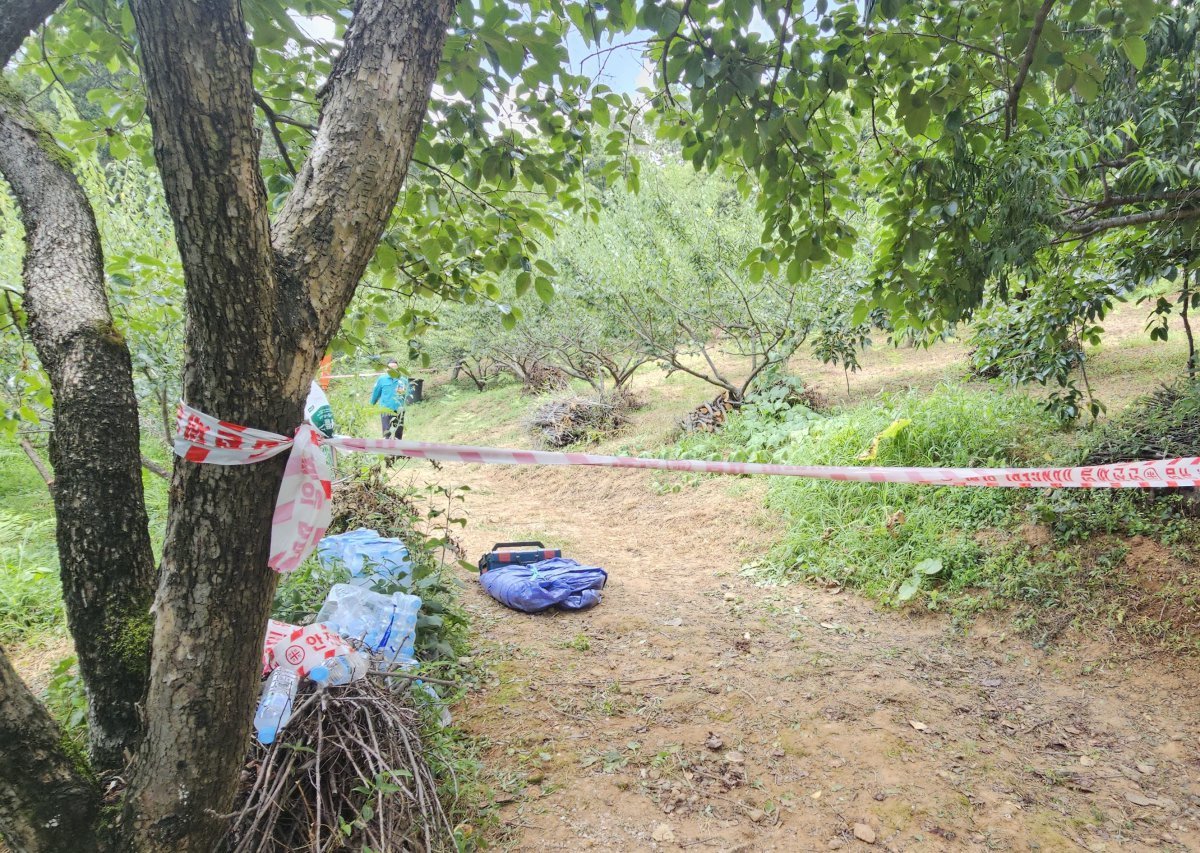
[479,557,607,613]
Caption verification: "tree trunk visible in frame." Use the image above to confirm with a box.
[0,88,156,772]
[120,1,301,846]
[0,646,99,853]
[0,0,61,68]
[122,1,454,849]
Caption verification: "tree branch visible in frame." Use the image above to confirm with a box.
[1062,188,1200,216]
[1056,205,1200,241]
[869,28,1011,65]
[253,89,298,176]
[19,437,53,491]
[659,0,692,108]
[131,0,284,424]
[766,0,793,106]
[141,455,170,480]
[0,0,62,68]
[0,86,156,772]
[1006,0,1056,138]
[272,0,457,352]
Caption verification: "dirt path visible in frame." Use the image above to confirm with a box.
[436,461,1200,852]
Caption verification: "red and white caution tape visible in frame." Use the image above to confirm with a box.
[174,402,1200,573]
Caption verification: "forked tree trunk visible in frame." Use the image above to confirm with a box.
[121,1,454,849]
[0,0,454,847]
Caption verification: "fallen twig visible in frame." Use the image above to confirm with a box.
[368,668,457,687]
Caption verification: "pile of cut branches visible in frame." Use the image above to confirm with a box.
[519,361,571,395]
[679,392,739,433]
[527,391,635,447]
[224,678,455,852]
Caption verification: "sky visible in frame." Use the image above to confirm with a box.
[294,4,857,98]
[564,29,655,95]
[295,13,655,96]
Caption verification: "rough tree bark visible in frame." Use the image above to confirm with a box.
[0,0,155,808]
[0,0,60,67]
[0,89,157,776]
[0,651,99,852]
[121,0,454,849]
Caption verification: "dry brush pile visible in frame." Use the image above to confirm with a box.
[224,677,456,852]
[527,390,640,448]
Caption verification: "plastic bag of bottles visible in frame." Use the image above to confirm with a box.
[316,528,412,590]
[317,583,421,666]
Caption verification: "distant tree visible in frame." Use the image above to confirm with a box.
[554,160,870,401]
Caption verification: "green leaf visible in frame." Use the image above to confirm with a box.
[534,276,554,304]
[914,558,943,576]
[896,575,921,603]
[902,105,931,138]
[593,97,610,128]
[1122,36,1146,71]
[1055,66,1077,94]
[1073,71,1099,101]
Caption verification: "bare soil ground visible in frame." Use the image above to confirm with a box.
[438,461,1200,852]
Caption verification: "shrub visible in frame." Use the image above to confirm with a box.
[1081,381,1200,465]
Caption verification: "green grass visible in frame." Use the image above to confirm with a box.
[696,386,1059,600]
[0,431,172,644]
[669,383,1200,647]
[327,375,532,447]
[0,445,64,642]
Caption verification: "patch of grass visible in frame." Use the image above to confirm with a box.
[0,433,173,643]
[677,386,1056,601]
[0,446,64,642]
[560,633,590,652]
[403,380,531,446]
[672,383,1200,648]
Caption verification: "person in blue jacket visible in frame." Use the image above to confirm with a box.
[371,360,412,443]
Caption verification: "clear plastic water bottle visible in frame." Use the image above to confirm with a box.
[308,650,368,687]
[253,665,299,745]
[383,593,421,665]
[317,585,422,664]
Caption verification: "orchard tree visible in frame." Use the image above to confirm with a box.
[0,0,633,849]
[555,158,868,401]
[631,0,1197,413]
